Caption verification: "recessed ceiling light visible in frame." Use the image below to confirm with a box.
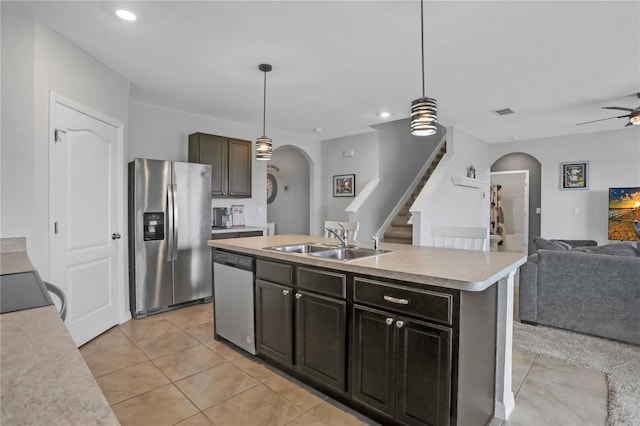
[115,9,137,21]
[378,112,391,118]
[313,127,323,133]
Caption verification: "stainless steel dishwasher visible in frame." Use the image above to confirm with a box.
[213,250,256,355]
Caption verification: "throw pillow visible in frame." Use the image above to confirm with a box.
[553,240,574,251]
[534,237,571,251]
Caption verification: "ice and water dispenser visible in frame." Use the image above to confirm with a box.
[143,212,165,241]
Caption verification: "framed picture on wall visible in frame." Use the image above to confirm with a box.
[560,161,588,190]
[333,174,355,197]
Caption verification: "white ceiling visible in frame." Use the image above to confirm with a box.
[6,1,640,143]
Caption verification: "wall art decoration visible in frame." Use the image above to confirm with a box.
[560,161,588,190]
[333,174,355,197]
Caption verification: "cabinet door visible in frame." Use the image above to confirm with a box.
[395,317,452,426]
[351,305,396,418]
[295,291,346,393]
[189,133,228,196]
[227,138,252,197]
[255,279,293,366]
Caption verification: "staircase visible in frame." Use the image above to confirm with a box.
[383,142,447,245]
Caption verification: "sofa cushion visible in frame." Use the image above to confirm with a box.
[534,237,572,251]
[573,244,639,257]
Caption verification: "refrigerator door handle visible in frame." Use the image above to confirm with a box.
[172,184,179,261]
[166,184,174,262]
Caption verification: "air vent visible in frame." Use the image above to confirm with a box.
[493,107,515,116]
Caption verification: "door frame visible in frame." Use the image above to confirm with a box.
[490,170,529,255]
[48,92,129,326]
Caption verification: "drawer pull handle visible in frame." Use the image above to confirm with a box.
[385,317,394,325]
[384,295,409,305]
[283,289,290,296]
[396,320,405,328]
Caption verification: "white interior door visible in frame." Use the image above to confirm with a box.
[50,95,123,346]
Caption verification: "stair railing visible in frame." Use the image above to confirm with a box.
[345,178,380,220]
[376,134,447,238]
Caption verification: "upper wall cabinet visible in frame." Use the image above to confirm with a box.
[188,132,252,198]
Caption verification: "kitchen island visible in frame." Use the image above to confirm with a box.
[208,234,526,426]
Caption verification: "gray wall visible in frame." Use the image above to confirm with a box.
[490,127,640,246]
[491,153,541,255]
[320,119,441,240]
[366,119,443,238]
[321,131,379,229]
[268,146,310,235]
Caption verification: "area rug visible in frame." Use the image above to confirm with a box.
[512,321,640,425]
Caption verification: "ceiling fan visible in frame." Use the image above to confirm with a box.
[576,93,640,127]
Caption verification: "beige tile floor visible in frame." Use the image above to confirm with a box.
[81,301,607,426]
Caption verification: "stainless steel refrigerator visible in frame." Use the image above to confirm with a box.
[128,158,212,318]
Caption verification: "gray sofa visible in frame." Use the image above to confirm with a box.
[519,238,640,345]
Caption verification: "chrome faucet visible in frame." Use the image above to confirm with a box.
[324,222,348,248]
[371,235,379,251]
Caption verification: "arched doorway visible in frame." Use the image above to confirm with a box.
[267,146,311,235]
[491,153,542,256]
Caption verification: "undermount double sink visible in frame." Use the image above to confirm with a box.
[264,243,392,261]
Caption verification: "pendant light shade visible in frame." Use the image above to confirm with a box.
[411,97,437,136]
[256,63,273,160]
[410,0,438,136]
[255,136,273,160]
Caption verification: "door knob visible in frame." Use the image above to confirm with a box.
[112,233,121,240]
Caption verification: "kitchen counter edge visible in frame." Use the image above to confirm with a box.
[208,234,526,292]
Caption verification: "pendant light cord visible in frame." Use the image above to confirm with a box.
[420,0,425,98]
[262,70,267,136]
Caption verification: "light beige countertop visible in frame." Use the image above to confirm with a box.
[0,247,119,425]
[208,234,527,292]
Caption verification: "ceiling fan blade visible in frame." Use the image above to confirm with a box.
[602,106,635,112]
[575,115,629,125]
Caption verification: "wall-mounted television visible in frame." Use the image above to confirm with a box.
[608,187,640,241]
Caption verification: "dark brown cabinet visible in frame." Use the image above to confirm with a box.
[237,252,496,426]
[188,132,252,198]
[255,279,293,366]
[255,260,294,366]
[255,262,348,393]
[295,290,346,393]
[352,305,452,426]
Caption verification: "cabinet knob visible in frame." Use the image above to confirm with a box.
[282,289,290,296]
[295,293,302,299]
[385,317,394,326]
[395,320,404,328]
[112,233,121,240]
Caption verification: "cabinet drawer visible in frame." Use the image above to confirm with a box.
[353,277,452,325]
[256,259,293,286]
[297,267,346,298]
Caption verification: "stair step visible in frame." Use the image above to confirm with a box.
[384,228,412,239]
[392,217,412,227]
[383,236,412,245]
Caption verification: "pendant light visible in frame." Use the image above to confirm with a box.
[256,63,273,160]
[410,0,437,136]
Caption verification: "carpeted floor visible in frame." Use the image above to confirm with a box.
[512,321,640,426]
